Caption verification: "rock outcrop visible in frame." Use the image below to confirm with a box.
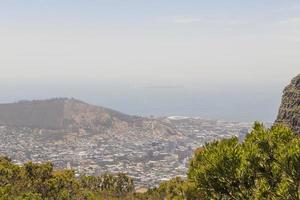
[275,74,300,133]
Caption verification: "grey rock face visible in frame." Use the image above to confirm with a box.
[275,74,300,134]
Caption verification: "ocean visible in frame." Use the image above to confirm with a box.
[0,81,284,123]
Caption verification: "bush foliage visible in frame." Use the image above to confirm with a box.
[0,157,134,199]
[139,123,300,199]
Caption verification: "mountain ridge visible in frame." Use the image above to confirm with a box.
[0,98,177,136]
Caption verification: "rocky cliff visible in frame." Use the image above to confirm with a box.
[275,74,300,133]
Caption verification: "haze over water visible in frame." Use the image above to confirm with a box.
[0,78,291,122]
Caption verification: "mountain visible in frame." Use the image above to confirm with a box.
[275,74,300,133]
[0,98,177,135]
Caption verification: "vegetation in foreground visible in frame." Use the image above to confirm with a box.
[1,123,299,199]
[0,158,134,200]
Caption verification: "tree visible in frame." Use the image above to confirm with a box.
[188,137,244,199]
[188,123,300,200]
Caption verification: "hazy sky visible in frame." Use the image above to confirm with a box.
[0,1,299,121]
[0,0,299,84]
